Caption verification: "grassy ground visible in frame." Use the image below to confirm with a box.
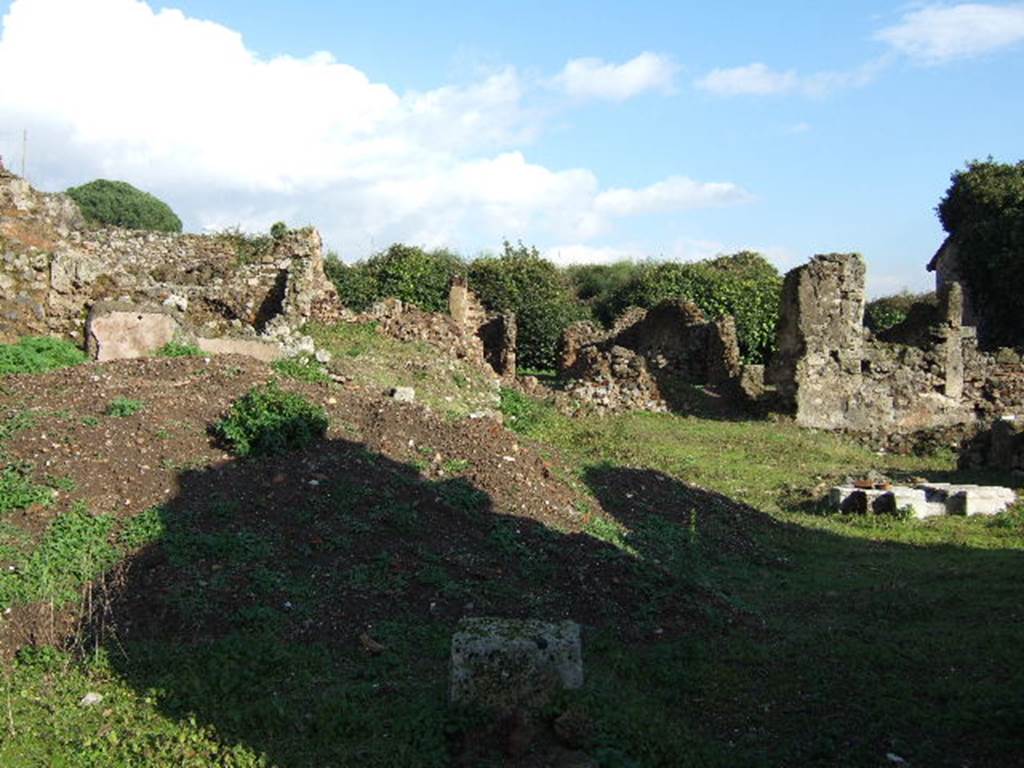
[0,338,1022,766]
[307,322,500,419]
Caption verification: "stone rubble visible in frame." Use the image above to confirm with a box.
[830,482,1017,518]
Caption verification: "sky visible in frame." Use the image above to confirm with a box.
[0,1,1022,295]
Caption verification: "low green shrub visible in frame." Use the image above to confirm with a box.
[498,387,555,436]
[106,396,143,417]
[0,336,87,376]
[156,341,204,358]
[214,381,328,457]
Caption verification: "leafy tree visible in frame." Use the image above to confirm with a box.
[469,241,585,371]
[66,179,182,233]
[936,158,1024,347]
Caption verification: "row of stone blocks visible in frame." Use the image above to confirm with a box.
[830,483,1017,518]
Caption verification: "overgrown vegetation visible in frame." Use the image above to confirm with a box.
[325,243,466,313]
[214,380,327,457]
[469,240,586,370]
[937,158,1024,347]
[0,336,86,376]
[66,179,182,233]
[597,252,783,364]
[864,290,936,333]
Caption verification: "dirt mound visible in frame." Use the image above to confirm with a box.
[0,356,722,662]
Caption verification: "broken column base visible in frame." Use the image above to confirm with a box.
[450,618,583,710]
[830,483,1017,518]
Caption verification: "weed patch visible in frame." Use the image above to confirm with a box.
[0,336,87,376]
[0,503,118,610]
[106,396,143,417]
[0,463,53,516]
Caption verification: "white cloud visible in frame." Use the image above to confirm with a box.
[595,176,751,217]
[552,52,678,101]
[0,0,747,261]
[696,58,885,98]
[695,62,799,96]
[875,3,1024,64]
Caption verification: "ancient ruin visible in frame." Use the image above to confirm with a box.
[762,252,1024,449]
[1,168,339,358]
[556,299,741,413]
[830,480,1017,518]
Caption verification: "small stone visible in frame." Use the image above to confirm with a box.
[80,692,104,707]
[391,386,416,402]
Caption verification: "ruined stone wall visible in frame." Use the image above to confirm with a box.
[0,171,339,348]
[766,252,1024,437]
[557,299,742,413]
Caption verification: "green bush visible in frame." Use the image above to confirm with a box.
[156,341,203,358]
[66,179,182,233]
[469,241,585,370]
[0,336,87,376]
[325,244,466,313]
[603,252,783,364]
[215,381,328,457]
[864,291,936,334]
[937,158,1024,347]
[270,221,289,240]
[564,261,643,324]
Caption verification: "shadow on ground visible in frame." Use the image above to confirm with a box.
[85,439,1024,767]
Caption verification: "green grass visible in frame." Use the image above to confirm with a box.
[2,373,1022,766]
[271,354,330,383]
[0,337,87,376]
[155,341,203,358]
[0,503,118,610]
[308,321,500,419]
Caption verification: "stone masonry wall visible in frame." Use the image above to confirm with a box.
[766,252,1024,437]
[557,299,742,413]
[0,170,339,348]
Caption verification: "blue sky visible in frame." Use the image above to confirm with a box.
[1,1,1022,295]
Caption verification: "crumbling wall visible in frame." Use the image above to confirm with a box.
[766,252,1024,438]
[0,170,339,352]
[557,299,742,413]
[448,276,516,378]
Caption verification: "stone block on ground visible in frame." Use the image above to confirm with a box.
[196,336,283,363]
[390,386,416,402]
[450,618,583,709]
[86,302,180,362]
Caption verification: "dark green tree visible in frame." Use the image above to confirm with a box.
[937,159,1024,347]
[66,179,182,233]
